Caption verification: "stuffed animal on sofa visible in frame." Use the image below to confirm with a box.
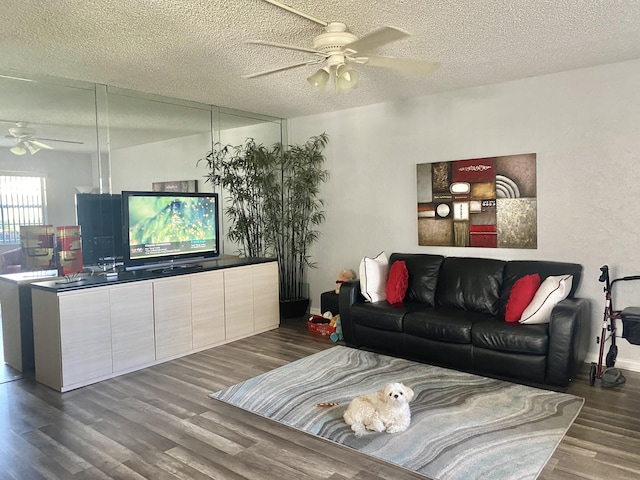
[335,268,357,294]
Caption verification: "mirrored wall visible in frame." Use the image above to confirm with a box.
[0,73,283,270]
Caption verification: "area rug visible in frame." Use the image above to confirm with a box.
[210,346,583,480]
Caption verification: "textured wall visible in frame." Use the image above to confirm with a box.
[289,58,640,371]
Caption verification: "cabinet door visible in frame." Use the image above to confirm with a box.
[253,262,280,332]
[224,266,254,341]
[0,280,22,371]
[59,289,112,387]
[191,270,225,349]
[154,276,192,360]
[110,281,155,372]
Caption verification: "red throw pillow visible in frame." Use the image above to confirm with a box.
[386,260,409,305]
[505,273,541,322]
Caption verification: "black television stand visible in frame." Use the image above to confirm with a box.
[157,263,203,274]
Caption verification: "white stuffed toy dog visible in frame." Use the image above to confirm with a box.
[343,382,414,437]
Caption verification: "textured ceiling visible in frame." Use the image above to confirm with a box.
[1,0,640,120]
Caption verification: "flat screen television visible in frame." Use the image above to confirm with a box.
[121,191,220,271]
[75,193,123,266]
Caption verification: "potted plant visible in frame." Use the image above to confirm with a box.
[199,133,329,318]
[198,138,278,258]
[269,133,329,317]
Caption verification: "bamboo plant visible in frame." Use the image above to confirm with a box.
[198,138,278,258]
[270,133,329,300]
[199,133,329,304]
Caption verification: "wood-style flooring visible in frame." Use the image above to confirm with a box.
[0,318,639,480]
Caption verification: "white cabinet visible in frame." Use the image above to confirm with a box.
[154,276,193,360]
[191,270,225,349]
[224,266,254,341]
[31,261,279,392]
[58,289,113,388]
[110,281,155,371]
[253,262,280,332]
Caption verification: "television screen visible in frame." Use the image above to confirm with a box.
[75,194,123,266]
[122,191,219,271]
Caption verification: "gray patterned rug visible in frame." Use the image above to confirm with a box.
[210,346,583,480]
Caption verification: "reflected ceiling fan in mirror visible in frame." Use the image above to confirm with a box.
[244,0,440,92]
[3,121,84,155]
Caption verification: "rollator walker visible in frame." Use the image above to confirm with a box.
[590,265,640,386]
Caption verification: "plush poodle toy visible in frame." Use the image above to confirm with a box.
[335,268,357,294]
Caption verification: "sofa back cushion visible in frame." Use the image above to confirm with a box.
[499,260,583,318]
[435,257,506,315]
[388,253,444,306]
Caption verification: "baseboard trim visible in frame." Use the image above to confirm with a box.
[584,354,640,373]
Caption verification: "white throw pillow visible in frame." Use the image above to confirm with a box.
[519,275,573,324]
[359,252,389,302]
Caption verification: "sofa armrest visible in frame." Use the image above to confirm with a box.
[546,297,591,386]
[339,280,363,347]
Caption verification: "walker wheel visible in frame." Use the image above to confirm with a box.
[606,345,618,368]
[589,363,597,386]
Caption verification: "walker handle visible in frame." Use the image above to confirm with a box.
[598,265,609,283]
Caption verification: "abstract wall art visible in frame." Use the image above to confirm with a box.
[417,153,537,248]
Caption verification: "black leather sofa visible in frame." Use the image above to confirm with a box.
[339,253,591,387]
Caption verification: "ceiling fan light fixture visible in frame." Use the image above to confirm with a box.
[10,142,27,156]
[335,63,360,92]
[26,142,41,155]
[307,66,331,91]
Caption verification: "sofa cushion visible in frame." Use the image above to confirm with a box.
[520,275,573,324]
[472,319,549,355]
[404,308,494,344]
[435,257,506,315]
[499,260,582,317]
[351,301,423,332]
[505,273,541,322]
[359,251,389,302]
[386,260,409,304]
[389,253,444,306]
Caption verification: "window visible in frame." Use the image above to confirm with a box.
[0,175,47,245]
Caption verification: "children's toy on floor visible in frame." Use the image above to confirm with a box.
[307,311,337,336]
[335,268,357,294]
[330,315,343,343]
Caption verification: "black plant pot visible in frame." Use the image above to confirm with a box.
[279,298,310,319]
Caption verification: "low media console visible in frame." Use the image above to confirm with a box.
[30,257,279,392]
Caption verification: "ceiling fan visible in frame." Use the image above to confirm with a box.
[244,0,440,92]
[4,121,84,156]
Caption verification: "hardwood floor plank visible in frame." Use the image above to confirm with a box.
[89,410,179,455]
[164,446,251,480]
[21,428,92,475]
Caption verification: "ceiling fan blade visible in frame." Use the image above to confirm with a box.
[246,40,324,56]
[357,56,440,75]
[29,140,54,149]
[343,26,411,55]
[34,137,84,145]
[261,0,328,26]
[243,59,322,79]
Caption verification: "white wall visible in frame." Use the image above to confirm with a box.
[289,59,640,371]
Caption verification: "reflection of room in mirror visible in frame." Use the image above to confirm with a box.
[0,73,284,260]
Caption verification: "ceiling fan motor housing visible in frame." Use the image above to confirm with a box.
[313,22,358,67]
[9,123,36,139]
